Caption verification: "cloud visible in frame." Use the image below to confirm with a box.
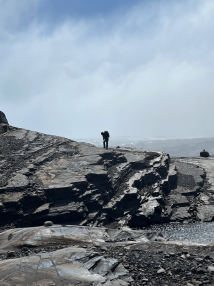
[0,0,41,32]
[1,0,214,139]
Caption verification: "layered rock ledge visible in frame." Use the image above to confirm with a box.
[2,112,214,285]
[0,117,214,229]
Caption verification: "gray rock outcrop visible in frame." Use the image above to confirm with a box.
[0,111,9,135]
[0,225,165,252]
[0,245,130,285]
[0,125,172,228]
[177,156,214,223]
[1,224,214,285]
[2,111,214,285]
[0,225,164,285]
[0,117,212,228]
[0,111,8,125]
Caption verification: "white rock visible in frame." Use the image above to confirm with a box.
[44,221,53,226]
[208,265,214,272]
[157,268,165,274]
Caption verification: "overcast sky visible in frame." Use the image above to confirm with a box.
[0,0,214,140]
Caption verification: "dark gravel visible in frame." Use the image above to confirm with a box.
[93,245,214,286]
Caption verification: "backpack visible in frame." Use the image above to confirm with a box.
[103,131,109,138]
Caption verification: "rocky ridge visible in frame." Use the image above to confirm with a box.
[0,113,212,229]
[1,111,214,285]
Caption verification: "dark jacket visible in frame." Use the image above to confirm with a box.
[102,131,110,140]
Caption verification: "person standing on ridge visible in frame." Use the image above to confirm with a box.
[101,131,110,149]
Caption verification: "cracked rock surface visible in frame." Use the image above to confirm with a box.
[0,121,212,229]
[0,225,165,252]
[0,121,172,228]
[1,225,214,285]
[0,113,214,228]
[171,156,214,223]
[0,225,163,285]
[2,112,214,285]
[0,245,130,285]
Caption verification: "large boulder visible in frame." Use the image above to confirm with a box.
[0,111,8,124]
[0,111,9,135]
[200,150,209,157]
[0,124,9,135]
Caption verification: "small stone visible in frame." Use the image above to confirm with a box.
[157,268,165,274]
[44,221,53,227]
[195,267,204,274]
[142,279,148,281]
[187,284,193,286]
[186,254,191,258]
[194,282,202,285]
[208,265,214,272]
[195,258,203,262]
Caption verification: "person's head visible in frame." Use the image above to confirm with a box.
[101,132,104,135]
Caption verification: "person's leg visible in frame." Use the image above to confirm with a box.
[103,140,105,148]
[106,140,108,149]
